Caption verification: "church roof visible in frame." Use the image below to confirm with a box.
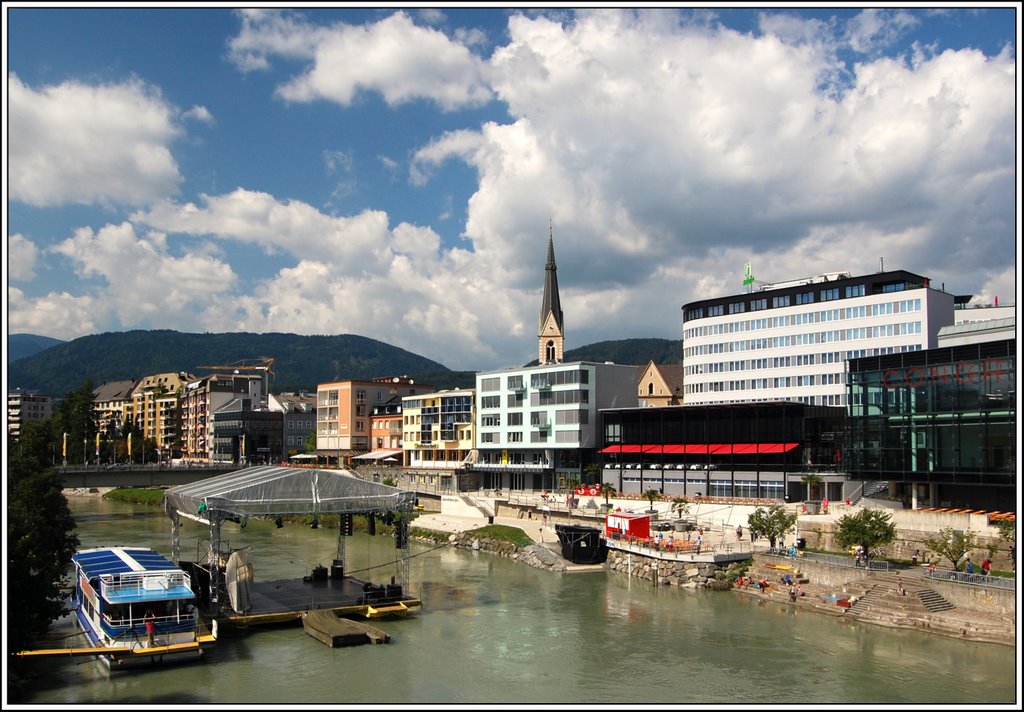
[539,228,564,332]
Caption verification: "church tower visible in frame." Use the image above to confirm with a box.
[538,224,565,365]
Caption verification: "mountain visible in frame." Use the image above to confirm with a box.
[529,338,682,367]
[7,333,66,364]
[7,330,458,397]
[7,330,680,398]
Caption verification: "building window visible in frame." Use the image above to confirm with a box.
[772,295,791,308]
[480,377,500,392]
[820,287,839,301]
[750,298,767,311]
[845,284,865,298]
[728,302,745,314]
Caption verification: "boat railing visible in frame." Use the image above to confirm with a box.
[100,570,191,596]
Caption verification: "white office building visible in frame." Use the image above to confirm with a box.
[681,269,959,407]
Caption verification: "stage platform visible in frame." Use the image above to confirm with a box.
[217,569,421,628]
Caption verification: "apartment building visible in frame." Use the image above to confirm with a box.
[181,373,263,461]
[269,391,317,459]
[92,380,137,437]
[128,372,192,460]
[7,389,52,440]
[681,269,958,407]
[316,376,435,466]
[474,361,640,491]
[401,389,475,492]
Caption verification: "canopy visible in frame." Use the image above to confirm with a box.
[289,453,318,460]
[352,450,403,461]
[163,465,416,522]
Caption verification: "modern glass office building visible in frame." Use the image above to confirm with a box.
[845,339,1016,510]
[599,402,847,502]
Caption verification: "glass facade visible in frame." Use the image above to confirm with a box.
[846,340,1015,494]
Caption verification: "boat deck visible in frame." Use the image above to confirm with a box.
[220,573,421,627]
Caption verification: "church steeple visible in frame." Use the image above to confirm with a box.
[538,223,565,365]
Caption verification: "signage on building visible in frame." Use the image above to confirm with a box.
[742,261,755,287]
[880,358,1011,390]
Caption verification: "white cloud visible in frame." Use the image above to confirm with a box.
[183,105,215,125]
[845,9,921,56]
[231,10,493,111]
[45,221,237,329]
[8,233,39,281]
[8,74,184,207]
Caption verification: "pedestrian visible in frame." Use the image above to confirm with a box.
[736,524,743,541]
[981,557,992,576]
[144,608,156,647]
[911,549,921,566]
[695,534,703,554]
[789,586,797,602]
[964,557,975,574]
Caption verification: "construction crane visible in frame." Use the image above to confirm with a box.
[195,358,276,402]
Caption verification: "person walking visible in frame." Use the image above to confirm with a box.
[981,557,992,576]
[911,549,921,566]
[736,524,743,542]
[695,533,703,554]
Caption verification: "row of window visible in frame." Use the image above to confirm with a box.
[688,392,848,407]
[478,430,582,444]
[684,322,922,358]
[686,346,922,381]
[685,298,922,339]
[686,284,916,321]
[479,370,591,393]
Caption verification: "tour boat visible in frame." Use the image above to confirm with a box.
[70,546,215,669]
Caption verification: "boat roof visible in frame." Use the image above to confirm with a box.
[73,547,182,579]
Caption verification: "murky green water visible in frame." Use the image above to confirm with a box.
[15,497,1018,706]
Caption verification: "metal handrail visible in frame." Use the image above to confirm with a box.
[925,568,1016,590]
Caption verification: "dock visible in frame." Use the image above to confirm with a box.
[301,610,390,647]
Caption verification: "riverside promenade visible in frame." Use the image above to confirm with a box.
[411,492,1016,647]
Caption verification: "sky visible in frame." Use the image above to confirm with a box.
[4,4,1020,373]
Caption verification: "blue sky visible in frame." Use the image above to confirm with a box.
[4,4,1020,372]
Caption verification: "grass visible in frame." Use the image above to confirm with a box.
[463,524,535,548]
[102,487,166,506]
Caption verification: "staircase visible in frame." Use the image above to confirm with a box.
[460,494,495,519]
[844,572,955,620]
[849,480,889,506]
[916,587,956,613]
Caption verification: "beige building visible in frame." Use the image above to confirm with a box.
[129,372,192,460]
[316,376,435,466]
[92,379,137,437]
[401,389,475,492]
[637,361,684,407]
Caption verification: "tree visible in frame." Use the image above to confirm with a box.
[582,463,602,484]
[923,527,977,571]
[304,430,317,453]
[6,421,80,660]
[834,508,898,564]
[671,497,690,520]
[747,504,797,549]
[599,482,617,510]
[52,379,97,464]
[643,489,661,513]
[801,473,824,501]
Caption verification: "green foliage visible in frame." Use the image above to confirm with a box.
[834,509,898,561]
[582,463,602,482]
[800,473,824,501]
[8,330,453,395]
[52,380,98,465]
[747,504,797,549]
[382,477,397,487]
[923,527,977,571]
[465,525,534,548]
[102,488,167,506]
[671,497,690,518]
[995,519,1016,544]
[643,489,661,509]
[6,435,80,655]
[304,430,318,453]
[599,482,617,507]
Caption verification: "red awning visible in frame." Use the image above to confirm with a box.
[602,442,801,454]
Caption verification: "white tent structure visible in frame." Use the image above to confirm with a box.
[163,465,416,611]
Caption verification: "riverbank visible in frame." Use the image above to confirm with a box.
[411,512,1016,648]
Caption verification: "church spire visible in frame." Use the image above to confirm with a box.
[538,222,565,365]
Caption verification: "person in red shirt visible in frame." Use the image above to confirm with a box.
[981,558,992,575]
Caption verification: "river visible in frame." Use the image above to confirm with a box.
[15,496,1018,706]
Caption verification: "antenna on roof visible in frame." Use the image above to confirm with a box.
[879,257,884,272]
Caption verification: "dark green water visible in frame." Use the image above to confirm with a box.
[16,496,1019,706]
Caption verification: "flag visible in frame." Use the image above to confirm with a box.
[62,432,68,458]
[128,432,133,460]
[95,432,101,458]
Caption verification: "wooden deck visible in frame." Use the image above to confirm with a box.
[301,610,390,647]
